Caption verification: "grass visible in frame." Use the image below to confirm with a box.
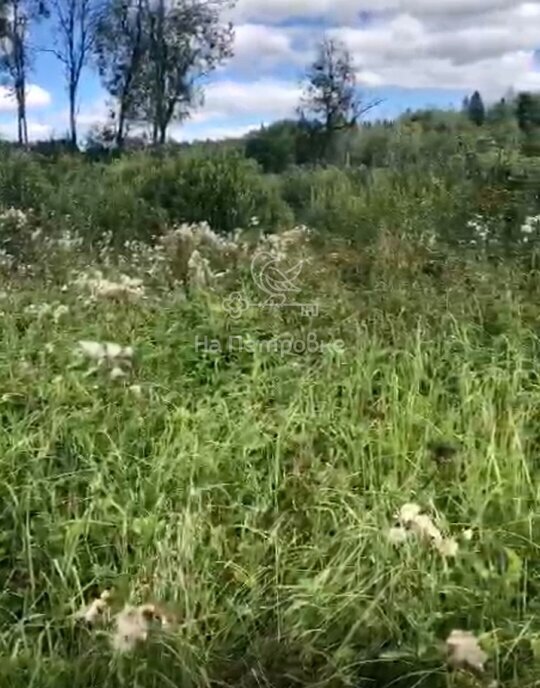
[1,223,540,688]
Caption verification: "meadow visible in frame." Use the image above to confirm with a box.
[0,121,540,688]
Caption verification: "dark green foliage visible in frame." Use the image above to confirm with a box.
[245,121,299,173]
[467,90,486,126]
[136,151,292,233]
[516,92,540,133]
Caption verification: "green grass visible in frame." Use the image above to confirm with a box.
[2,231,540,688]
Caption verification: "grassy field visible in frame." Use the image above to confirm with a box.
[1,218,540,688]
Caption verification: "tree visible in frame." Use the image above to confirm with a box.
[48,0,100,148]
[486,97,513,125]
[299,37,381,161]
[93,0,146,148]
[516,91,540,156]
[516,91,540,133]
[467,90,485,126]
[94,0,234,148]
[0,0,47,146]
[143,0,233,145]
[245,120,299,173]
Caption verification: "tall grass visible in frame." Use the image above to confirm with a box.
[1,217,540,687]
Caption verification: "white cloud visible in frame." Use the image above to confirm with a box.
[171,122,260,142]
[0,120,52,141]
[232,0,527,23]
[0,84,51,112]
[197,79,301,120]
[229,1,540,98]
[329,2,540,97]
[232,24,303,72]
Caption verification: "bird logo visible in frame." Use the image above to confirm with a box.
[250,251,304,304]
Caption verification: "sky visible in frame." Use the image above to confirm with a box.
[0,0,539,143]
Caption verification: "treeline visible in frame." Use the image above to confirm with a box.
[242,90,540,173]
[1,0,539,164]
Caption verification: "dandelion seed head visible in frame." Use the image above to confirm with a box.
[397,503,422,525]
[111,605,151,653]
[388,526,410,545]
[436,537,459,558]
[446,629,487,674]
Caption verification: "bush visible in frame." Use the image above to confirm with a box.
[137,151,293,233]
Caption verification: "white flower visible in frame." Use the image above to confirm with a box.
[388,526,410,545]
[75,271,145,300]
[521,215,540,236]
[76,590,111,625]
[409,513,443,544]
[53,304,69,323]
[78,340,107,361]
[394,503,459,556]
[0,207,28,228]
[446,629,487,674]
[462,528,474,542]
[129,384,142,397]
[187,249,214,288]
[436,537,459,558]
[77,340,133,363]
[110,366,126,380]
[111,605,151,653]
[397,503,422,525]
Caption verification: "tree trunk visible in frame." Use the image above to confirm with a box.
[115,103,126,149]
[159,121,166,145]
[69,84,77,149]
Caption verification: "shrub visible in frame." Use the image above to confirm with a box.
[137,151,293,234]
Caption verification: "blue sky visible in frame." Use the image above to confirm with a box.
[0,0,539,142]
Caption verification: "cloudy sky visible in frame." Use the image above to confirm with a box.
[0,0,539,142]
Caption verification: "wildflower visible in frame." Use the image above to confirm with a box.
[56,229,83,251]
[187,249,214,288]
[436,537,459,558]
[78,340,106,361]
[520,215,540,236]
[110,366,126,380]
[388,526,410,545]
[410,513,443,544]
[0,207,28,229]
[129,384,142,397]
[75,271,145,300]
[76,589,112,625]
[110,603,174,653]
[77,340,134,364]
[446,629,487,674]
[462,528,474,541]
[111,605,150,653]
[394,502,458,557]
[53,304,69,323]
[467,214,489,241]
[397,503,422,524]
